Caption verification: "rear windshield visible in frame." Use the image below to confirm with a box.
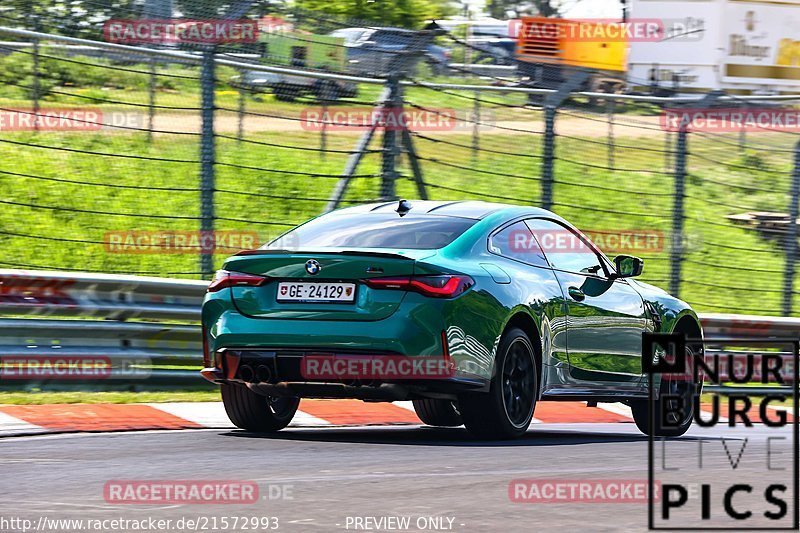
[266,214,476,250]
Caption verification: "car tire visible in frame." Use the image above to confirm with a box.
[274,93,296,102]
[412,399,462,427]
[630,345,699,437]
[458,327,538,439]
[273,88,297,102]
[221,383,299,432]
[313,79,340,102]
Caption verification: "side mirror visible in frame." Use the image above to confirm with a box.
[613,255,644,278]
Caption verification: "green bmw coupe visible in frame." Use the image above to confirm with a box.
[202,200,703,439]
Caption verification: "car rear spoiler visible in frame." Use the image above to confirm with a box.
[233,249,417,260]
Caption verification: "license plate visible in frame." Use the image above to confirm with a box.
[277,282,356,303]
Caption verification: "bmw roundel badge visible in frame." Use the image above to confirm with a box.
[305,259,321,275]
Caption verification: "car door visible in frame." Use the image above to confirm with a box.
[525,218,647,386]
[487,220,568,369]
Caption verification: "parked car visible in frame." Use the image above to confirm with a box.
[229,69,357,101]
[467,36,516,65]
[230,31,357,101]
[330,27,451,77]
[202,200,703,439]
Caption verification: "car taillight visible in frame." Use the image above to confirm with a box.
[207,269,268,292]
[363,275,474,298]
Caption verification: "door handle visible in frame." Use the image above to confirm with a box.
[568,286,585,301]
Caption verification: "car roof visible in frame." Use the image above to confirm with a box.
[331,200,556,220]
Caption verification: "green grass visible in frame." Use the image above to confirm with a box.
[0,390,220,404]
[701,393,794,407]
[0,125,795,316]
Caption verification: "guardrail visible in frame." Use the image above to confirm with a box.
[699,314,797,395]
[0,269,205,388]
[0,270,796,390]
[700,313,800,339]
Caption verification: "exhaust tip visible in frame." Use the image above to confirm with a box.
[256,365,272,383]
[238,364,255,382]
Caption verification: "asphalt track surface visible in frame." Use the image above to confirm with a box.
[0,421,795,533]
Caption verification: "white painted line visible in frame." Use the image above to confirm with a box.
[146,402,235,428]
[148,401,331,427]
[598,401,732,424]
[393,401,415,413]
[0,410,47,437]
[597,402,633,419]
[292,410,333,426]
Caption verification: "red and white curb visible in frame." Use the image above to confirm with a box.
[0,400,636,437]
[0,400,788,438]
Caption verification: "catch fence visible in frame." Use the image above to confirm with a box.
[0,13,799,318]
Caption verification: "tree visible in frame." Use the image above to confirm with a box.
[0,1,284,37]
[0,0,147,37]
[293,0,455,29]
[485,0,559,19]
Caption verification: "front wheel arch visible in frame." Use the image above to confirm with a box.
[501,311,542,396]
[672,314,703,343]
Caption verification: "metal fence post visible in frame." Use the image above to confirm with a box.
[607,98,615,169]
[664,131,671,172]
[320,100,328,160]
[541,104,556,210]
[199,47,216,278]
[739,128,746,154]
[670,124,688,297]
[540,71,588,211]
[380,76,401,201]
[32,36,40,132]
[147,54,157,143]
[471,90,480,165]
[237,80,245,144]
[669,91,722,298]
[782,140,800,316]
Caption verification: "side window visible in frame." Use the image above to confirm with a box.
[489,221,548,267]
[525,219,605,276]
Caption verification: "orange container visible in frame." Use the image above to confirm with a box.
[516,17,627,73]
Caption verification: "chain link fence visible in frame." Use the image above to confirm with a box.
[1,6,800,319]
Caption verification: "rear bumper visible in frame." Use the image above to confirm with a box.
[209,308,442,357]
[200,347,489,400]
[203,291,500,388]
